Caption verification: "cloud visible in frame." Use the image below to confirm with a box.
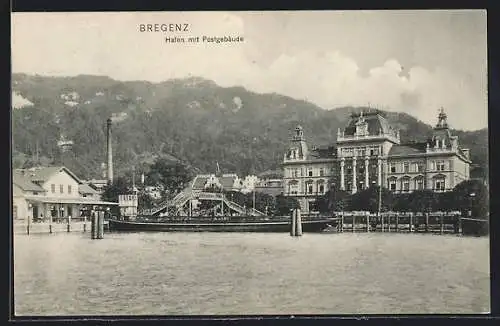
[11,11,487,130]
[12,92,33,109]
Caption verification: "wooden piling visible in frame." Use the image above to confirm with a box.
[440,214,444,235]
[91,213,98,239]
[340,214,344,232]
[395,214,399,232]
[425,212,429,233]
[366,214,370,232]
[290,210,296,236]
[387,215,391,232]
[296,208,302,236]
[352,215,356,232]
[49,224,52,234]
[97,212,104,239]
[409,214,413,233]
[83,223,86,233]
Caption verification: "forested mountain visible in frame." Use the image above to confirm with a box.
[11,73,488,180]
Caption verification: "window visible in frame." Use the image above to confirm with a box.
[51,184,55,193]
[437,161,445,171]
[403,162,409,173]
[347,167,352,175]
[68,185,72,194]
[434,178,446,192]
[417,163,424,173]
[390,163,396,173]
[430,161,436,170]
[389,179,397,191]
[33,191,39,195]
[319,168,324,176]
[415,178,424,190]
[402,179,410,192]
[60,185,64,193]
[308,169,313,177]
[308,185,313,194]
[319,185,324,194]
[292,169,299,177]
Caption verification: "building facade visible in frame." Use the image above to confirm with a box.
[282,109,471,213]
[13,166,118,222]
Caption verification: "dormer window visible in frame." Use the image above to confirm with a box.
[355,114,369,136]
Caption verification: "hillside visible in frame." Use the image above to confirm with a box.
[11,73,488,180]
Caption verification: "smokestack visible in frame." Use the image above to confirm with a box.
[106,118,113,184]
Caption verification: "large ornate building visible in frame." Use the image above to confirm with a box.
[282,109,471,213]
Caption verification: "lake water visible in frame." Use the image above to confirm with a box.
[13,232,490,316]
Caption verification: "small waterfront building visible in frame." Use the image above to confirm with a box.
[13,166,118,223]
[282,109,472,213]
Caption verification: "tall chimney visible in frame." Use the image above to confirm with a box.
[106,118,113,184]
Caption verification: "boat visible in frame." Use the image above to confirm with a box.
[107,215,338,233]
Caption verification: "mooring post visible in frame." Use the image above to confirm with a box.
[395,214,399,232]
[425,212,429,233]
[296,208,302,236]
[290,209,296,237]
[409,214,413,233]
[97,211,104,239]
[458,217,462,235]
[352,215,356,233]
[387,215,391,232]
[440,214,444,235]
[366,214,370,232]
[67,216,71,233]
[340,213,344,232]
[49,224,52,234]
[91,212,97,239]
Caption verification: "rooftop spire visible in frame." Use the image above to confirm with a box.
[436,107,449,129]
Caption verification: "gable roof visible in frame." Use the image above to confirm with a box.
[79,183,99,195]
[13,171,46,192]
[17,166,82,184]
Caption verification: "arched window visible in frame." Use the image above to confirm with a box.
[414,176,425,190]
[433,174,446,192]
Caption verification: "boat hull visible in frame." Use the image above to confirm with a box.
[108,218,335,233]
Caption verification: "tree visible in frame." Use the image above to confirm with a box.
[101,176,130,203]
[274,194,300,216]
[451,180,489,219]
[146,159,194,198]
[245,192,275,214]
[348,186,393,213]
[406,189,438,213]
[316,187,350,214]
[138,192,155,210]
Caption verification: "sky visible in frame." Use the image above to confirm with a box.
[11,10,487,130]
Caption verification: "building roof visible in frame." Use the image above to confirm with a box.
[13,171,46,192]
[79,183,99,195]
[308,146,337,160]
[343,110,395,136]
[191,174,242,191]
[388,142,427,156]
[16,166,82,184]
[24,196,118,205]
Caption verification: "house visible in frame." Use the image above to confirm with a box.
[12,166,118,222]
[191,173,243,192]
